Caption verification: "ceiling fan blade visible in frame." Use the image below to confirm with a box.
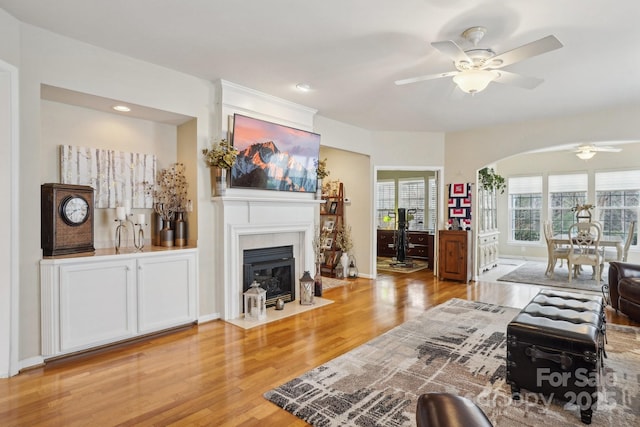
[394,70,458,86]
[574,144,622,153]
[489,35,563,69]
[431,40,472,64]
[593,146,622,152]
[493,70,543,89]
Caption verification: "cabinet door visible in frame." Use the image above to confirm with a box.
[377,230,396,257]
[137,253,197,333]
[59,259,136,353]
[438,231,469,282]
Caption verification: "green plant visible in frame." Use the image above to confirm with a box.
[478,167,506,194]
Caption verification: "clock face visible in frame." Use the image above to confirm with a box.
[61,195,90,226]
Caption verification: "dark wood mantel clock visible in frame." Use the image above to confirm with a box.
[41,183,95,256]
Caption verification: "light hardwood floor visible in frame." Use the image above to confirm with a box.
[1,269,637,426]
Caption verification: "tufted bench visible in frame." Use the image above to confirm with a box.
[506,289,606,424]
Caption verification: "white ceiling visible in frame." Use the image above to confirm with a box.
[3,0,640,133]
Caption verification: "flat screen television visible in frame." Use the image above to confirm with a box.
[230,114,321,192]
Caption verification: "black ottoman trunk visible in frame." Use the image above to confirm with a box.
[506,290,606,424]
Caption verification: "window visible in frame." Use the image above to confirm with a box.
[508,176,542,242]
[595,170,640,245]
[398,178,426,230]
[548,173,588,235]
[427,177,437,232]
[376,180,395,229]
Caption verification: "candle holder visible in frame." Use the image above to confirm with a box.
[134,219,146,250]
[114,213,147,252]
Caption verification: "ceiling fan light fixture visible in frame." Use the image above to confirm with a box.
[453,70,496,94]
[576,150,596,160]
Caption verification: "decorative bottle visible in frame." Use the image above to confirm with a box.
[174,211,187,246]
[314,262,323,297]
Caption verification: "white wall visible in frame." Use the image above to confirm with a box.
[40,100,179,248]
[16,23,213,364]
[371,131,445,168]
[0,10,20,377]
[0,9,20,66]
[445,105,640,185]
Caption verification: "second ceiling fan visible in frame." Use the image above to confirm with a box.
[395,26,563,94]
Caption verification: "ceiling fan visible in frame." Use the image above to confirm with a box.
[395,26,563,94]
[573,144,622,160]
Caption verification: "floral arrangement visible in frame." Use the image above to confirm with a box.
[315,158,330,180]
[202,139,239,169]
[572,203,594,212]
[150,163,189,221]
[312,225,331,263]
[335,225,353,253]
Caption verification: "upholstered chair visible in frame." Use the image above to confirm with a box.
[607,262,640,322]
[416,393,493,427]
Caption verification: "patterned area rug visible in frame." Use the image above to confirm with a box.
[377,257,429,274]
[497,261,606,293]
[264,299,640,426]
[321,277,350,290]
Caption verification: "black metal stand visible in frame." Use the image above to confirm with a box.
[391,208,413,268]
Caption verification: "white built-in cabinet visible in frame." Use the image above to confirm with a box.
[40,248,197,359]
[477,186,500,274]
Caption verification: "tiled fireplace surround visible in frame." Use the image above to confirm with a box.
[214,194,320,320]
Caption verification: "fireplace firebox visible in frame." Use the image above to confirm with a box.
[243,245,295,309]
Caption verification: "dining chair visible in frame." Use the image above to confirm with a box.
[602,220,636,263]
[543,220,570,277]
[567,222,602,282]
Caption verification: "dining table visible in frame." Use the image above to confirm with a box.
[551,234,624,261]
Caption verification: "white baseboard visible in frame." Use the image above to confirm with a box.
[197,312,220,324]
[19,355,45,372]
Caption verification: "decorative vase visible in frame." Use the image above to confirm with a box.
[151,211,163,246]
[211,167,228,197]
[174,211,187,247]
[316,178,323,200]
[314,262,323,297]
[159,225,174,247]
[340,252,350,279]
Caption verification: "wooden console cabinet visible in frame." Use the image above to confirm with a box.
[438,230,472,283]
[40,248,198,359]
[377,229,434,269]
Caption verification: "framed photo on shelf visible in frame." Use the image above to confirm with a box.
[322,237,333,249]
[322,219,335,232]
[329,201,338,214]
[325,251,338,266]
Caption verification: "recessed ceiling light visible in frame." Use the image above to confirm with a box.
[112,105,131,112]
[296,83,311,92]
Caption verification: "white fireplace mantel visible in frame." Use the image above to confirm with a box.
[213,194,322,320]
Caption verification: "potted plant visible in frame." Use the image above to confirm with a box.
[478,167,506,194]
[202,138,239,196]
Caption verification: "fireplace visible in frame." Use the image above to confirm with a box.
[243,245,295,308]
[214,195,320,320]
